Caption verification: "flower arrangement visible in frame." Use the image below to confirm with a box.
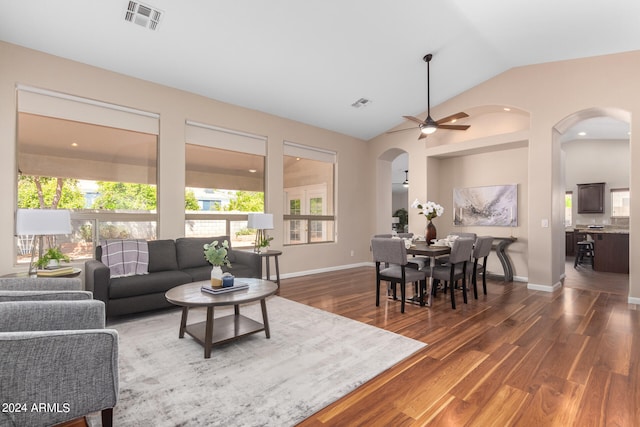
[203,240,231,268]
[411,199,444,221]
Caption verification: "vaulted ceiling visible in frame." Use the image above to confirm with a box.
[1,0,639,140]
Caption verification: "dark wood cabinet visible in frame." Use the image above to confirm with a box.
[577,183,605,213]
[592,233,629,274]
[565,231,575,256]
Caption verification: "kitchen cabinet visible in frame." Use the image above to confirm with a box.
[577,183,605,213]
[592,232,629,274]
[565,231,575,256]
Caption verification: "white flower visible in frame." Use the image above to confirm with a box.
[413,199,444,221]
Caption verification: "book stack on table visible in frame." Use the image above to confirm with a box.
[36,266,76,277]
[201,281,250,295]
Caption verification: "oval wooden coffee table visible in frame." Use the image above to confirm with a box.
[165,278,278,358]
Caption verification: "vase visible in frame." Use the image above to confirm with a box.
[426,221,437,246]
[210,266,223,288]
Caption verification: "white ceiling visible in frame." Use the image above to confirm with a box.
[1,0,640,140]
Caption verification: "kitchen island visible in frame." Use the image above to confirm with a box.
[566,227,629,274]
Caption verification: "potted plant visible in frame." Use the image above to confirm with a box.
[203,240,231,288]
[35,247,71,269]
[257,234,274,252]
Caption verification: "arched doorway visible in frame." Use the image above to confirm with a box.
[376,148,408,234]
[555,108,630,294]
[391,153,409,233]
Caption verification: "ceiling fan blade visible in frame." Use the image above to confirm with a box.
[436,112,469,125]
[386,127,418,134]
[403,115,425,125]
[437,124,470,131]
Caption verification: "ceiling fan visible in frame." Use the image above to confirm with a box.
[389,53,470,140]
[392,170,409,189]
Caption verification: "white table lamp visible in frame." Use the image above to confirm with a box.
[247,213,274,253]
[16,209,72,275]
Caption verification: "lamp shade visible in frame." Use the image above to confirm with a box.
[16,209,72,235]
[247,213,274,230]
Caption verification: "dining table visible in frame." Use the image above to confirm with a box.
[406,242,451,307]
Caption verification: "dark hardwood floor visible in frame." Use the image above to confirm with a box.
[278,262,638,426]
[60,261,635,427]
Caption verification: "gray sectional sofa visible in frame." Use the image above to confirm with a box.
[85,236,262,318]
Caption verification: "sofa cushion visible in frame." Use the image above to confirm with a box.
[147,240,179,272]
[109,271,192,299]
[176,236,231,270]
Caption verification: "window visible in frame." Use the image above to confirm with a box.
[15,87,159,264]
[565,191,573,227]
[611,188,630,217]
[283,142,336,245]
[184,121,266,248]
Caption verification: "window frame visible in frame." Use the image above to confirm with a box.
[184,121,267,247]
[610,187,630,218]
[283,141,336,246]
[15,87,160,265]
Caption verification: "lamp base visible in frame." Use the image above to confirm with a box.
[254,229,267,253]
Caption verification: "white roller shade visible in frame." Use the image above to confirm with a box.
[185,121,266,155]
[283,141,336,163]
[17,86,159,135]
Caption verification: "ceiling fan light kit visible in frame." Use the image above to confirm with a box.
[388,53,471,140]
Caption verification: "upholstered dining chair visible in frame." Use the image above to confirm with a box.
[421,237,475,309]
[371,237,427,313]
[435,232,477,266]
[471,236,493,298]
[0,278,119,427]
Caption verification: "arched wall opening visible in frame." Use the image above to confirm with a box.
[376,148,408,234]
[553,107,631,294]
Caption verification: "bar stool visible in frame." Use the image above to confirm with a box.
[574,239,594,268]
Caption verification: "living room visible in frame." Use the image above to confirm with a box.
[1,1,640,425]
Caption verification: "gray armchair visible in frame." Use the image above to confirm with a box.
[0,278,118,427]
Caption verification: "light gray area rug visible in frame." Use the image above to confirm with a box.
[96,296,425,426]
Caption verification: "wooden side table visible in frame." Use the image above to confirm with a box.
[257,250,282,287]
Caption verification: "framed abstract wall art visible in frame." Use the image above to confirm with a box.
[453,184,517,226]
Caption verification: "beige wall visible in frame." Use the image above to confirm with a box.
[0,41,373,277]
[370,50,640,302]
[431,147,529,280]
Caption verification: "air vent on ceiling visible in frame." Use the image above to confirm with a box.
[351,98,372,108]
[124,1,163,31]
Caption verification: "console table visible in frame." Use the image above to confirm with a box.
[492,237,516,282]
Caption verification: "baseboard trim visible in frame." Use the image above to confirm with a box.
[278,262,374,280]
[485,272,528,283]
[628,296,640,305]
[528,280,563,292]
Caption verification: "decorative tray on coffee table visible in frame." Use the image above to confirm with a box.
[201,281,250,295]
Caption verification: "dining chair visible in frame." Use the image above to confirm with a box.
[371,237,427,313]
[471,236,493,298]
[434,232,477,266]
[421,237,475,309]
